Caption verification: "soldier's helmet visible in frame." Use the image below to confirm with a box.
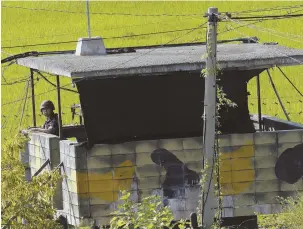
[40,100,55,112]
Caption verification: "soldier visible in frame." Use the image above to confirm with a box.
[26,100,59,136]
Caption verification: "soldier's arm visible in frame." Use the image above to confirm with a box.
[31,127,57,134]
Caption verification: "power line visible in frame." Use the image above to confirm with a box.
[18,78,30,131]
[0,34,278,107]
[1,26,206,49]
[267,69,291,121]
[276,66,303,98]
[2,81,73,106]
[1,61,16,84]
[231,20,303,40]
[222,15,303,53]
[230,13,303,20]
[4,13,301,50]
[35,70,78,94]
[2,5,203,17]
[2,23,207,107]
[1,17,197,43]
[229,4,303,15]
[226,8,303,18]
[2,78,29,86]
[220,9,303,40]
[218,20,265,35]
[107,23,208,70]
[8,77,30,133]
[4,4,303,17]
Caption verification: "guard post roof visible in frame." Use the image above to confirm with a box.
[16,43,303,79]
[15,43,303,145]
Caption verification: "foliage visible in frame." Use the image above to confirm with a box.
[110,190,186,229]
[258,193,303,229]
[1,134,63,229]
[196,163,209,226]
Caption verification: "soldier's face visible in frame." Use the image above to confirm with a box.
[42,108,52,117]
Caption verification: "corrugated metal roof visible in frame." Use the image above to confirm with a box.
[16,43,303,78]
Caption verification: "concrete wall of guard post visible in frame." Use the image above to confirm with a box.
[219,129,303,217]
[25,132,63,210]
[57,137,205,226]
[23,129,303,227]
[58,140,88,226]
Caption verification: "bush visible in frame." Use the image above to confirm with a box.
[109,190,186,229]
[1,135,63,228]
[258,193,303,229]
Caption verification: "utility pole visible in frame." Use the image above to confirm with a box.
[202,7,219,228]
[86,0,91,38]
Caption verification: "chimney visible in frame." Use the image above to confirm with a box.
[75,36,107,56]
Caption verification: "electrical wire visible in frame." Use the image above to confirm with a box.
[1,16,199,43]
[107,23,208,70]
[1,26,206,49]
[2,78,29,86]
[18,78,30,131]
[3,13,302,49]
[2,5,203,17]
[276,66,303,98]
[221,16,303,65]
[229,4,303,15]
[8,77,30,134]
[35,70,78,94]
[222,15,303,45]
[4,3,303,17]
[231,13,303,20]
[218,20,266,35]
[1,61,16,84]
[267,69,291,121]
[2,23,207,107]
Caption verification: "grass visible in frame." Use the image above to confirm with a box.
[1,1,303,140]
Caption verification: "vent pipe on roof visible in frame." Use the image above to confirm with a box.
[75,37,107,56]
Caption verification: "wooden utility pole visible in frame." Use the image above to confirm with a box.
[202,7,219,228]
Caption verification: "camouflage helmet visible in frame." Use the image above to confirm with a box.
[40,100,55,112]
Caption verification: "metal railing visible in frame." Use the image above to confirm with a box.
[250,114,303,131]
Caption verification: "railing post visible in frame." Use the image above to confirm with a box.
[56,75,63,139]
[256,74,262,131]
[30,68,36,127]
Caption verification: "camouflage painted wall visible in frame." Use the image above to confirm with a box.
[24,129,303,226]
[219,130,303,217]
[23,133,63,209]
[58,137,204,225]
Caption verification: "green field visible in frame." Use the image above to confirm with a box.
[2,1,303,140]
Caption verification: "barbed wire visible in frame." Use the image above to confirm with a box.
[249,97,303,117]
